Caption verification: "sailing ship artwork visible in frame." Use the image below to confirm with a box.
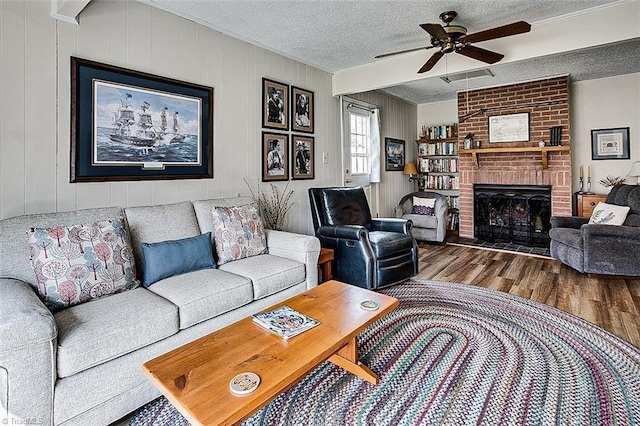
[93,80,202,167]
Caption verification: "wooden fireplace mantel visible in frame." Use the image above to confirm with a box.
[459,145,570,169]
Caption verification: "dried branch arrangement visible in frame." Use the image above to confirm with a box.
[244,178,294,231]
[599,175,626,188]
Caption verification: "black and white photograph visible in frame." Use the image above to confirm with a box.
[262,78,289,131]
[291,86,314,134]
[262,132,289,181]
[292,135,314,180]
[384,138,405,171]
[71,57,213,182]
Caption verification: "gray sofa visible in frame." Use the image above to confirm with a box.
[0,196,320,425]
[395,191,448,242]
[549,184,640,275]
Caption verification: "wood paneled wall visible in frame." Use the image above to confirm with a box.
[0,0,416,235]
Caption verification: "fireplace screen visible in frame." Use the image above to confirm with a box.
[474,184,551,247]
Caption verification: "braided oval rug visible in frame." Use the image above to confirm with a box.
[130,280,640,426]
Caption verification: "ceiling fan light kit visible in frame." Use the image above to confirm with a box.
[377,11,531,74]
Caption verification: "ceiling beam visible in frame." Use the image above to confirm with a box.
[333,0,640,97]
[50,0,92,24]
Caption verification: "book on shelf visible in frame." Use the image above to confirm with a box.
[252,305,320,339]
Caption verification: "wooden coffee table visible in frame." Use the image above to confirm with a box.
[142,280,398,426]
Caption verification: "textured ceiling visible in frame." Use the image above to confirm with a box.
[142,0,639,104]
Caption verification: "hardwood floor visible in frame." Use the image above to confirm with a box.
[415,243,640,348]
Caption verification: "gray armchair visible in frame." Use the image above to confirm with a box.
[395,191,449,242]
[549,184,640,275]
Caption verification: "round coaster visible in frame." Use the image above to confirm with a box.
[360,300,380,311]
[229,372,260,395]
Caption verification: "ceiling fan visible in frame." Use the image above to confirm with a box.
[376,11,531,73]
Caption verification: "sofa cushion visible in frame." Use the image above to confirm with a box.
[549,227,583,250]
[588,202,630,226]
[27,217,140,312]
[147,268,253,329]
[141,232,216,287]
[369,231,415,258]
[55,287,178,378]
[402,213,438,229]
[124,201,201,278]
[0,206,123,286]
[219,254,305,300]
[210,203,268,265]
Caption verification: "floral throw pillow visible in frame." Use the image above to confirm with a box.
[211,203,267,265]
[588,202,630,226]
[412,197,436,216]
[27,217,140,311]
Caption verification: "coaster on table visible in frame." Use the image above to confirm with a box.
[229,372,260,395]
[360,300,379,311]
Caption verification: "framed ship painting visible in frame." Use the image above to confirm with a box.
[70,57,213,182]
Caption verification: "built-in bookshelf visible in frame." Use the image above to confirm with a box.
[416,123,459,233]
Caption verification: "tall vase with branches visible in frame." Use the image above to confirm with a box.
[244,178,294,231]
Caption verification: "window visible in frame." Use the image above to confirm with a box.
[349,112,371,175]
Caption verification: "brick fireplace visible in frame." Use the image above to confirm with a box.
[457,76,572,240]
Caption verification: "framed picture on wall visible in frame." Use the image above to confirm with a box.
[262,78,289,131]
[262,132,289,181]
[488,112,530,143]
[292,135,314,180]
[591,127,630,160]
[384,138,405,171]
[70,57,214,182]
[291,86,314,134]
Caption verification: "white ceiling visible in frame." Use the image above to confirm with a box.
[139,0,639,104]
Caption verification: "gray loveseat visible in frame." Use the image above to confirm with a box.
[549,184,640,275]
[0,196,320,425]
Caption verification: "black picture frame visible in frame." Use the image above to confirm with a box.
[291,86,314,134]
[262,132,289,181]
[262,78,289,131]
[384,138,405,171]
[488,112,530,143]
[291,135,314,180]
[70,57,213,182]
[591,127,630,160]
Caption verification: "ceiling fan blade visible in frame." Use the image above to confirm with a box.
[375,45,435,59]
[462,21,531,44]
[418,51,444,73]
[420,23,448,40]
[457,45,504,64]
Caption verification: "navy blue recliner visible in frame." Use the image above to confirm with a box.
[308,187,418,289]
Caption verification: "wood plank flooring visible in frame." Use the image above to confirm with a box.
[415,243,640,348]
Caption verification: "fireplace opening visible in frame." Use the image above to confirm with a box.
[474,184,551,247]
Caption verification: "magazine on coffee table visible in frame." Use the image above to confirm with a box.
[252,305,320,339]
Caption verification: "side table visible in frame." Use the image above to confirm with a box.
[318,248,334,283]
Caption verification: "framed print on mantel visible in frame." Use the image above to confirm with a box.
[262,132,289,182]
[70,57,213,182]
[488,112,530,143]
[291,86,314,134]
[262,78,289,131]
[591,127,630,160]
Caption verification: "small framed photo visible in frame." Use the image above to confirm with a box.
[262,78,288,131]
[291,86,314,134]
[384,138,405,171]
[292,135,314,180]
[591,127,630,160]
[262,132,289,181]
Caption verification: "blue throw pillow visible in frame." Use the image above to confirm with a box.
[141,232,216,287]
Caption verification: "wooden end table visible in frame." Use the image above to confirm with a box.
[318,247,334,283]
[142,280,398,426]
